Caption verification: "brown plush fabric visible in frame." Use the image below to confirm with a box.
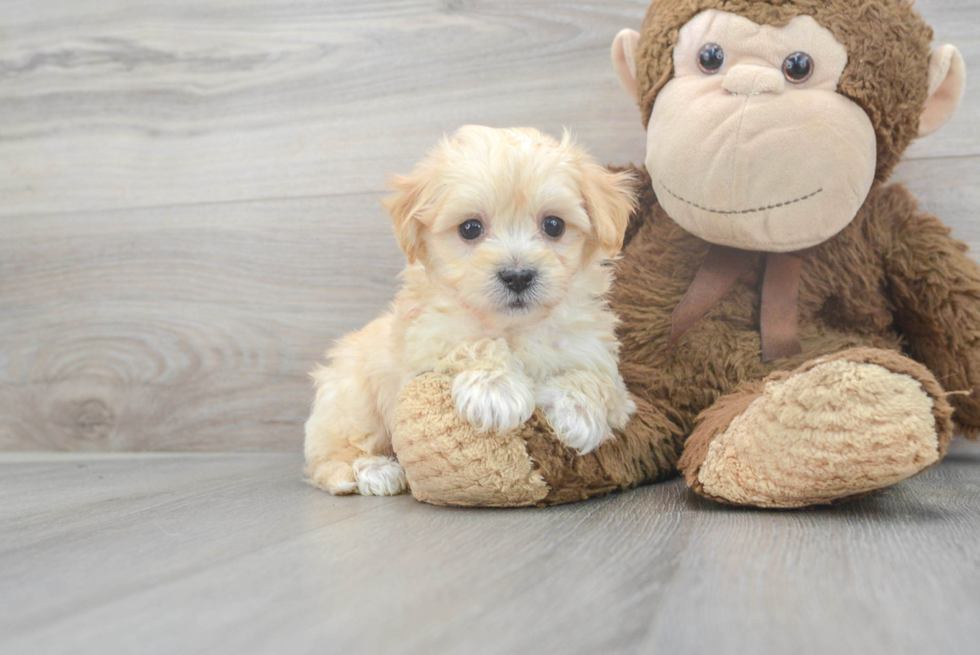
[784,347,956,458]
[678,348,955,507]
[880,195,980,439]
[525,393,686,506]
[612,167,980,441]
[677,377,771,503]
[392,373,550,507]
[633,0,933,182]
[393,374,686,508]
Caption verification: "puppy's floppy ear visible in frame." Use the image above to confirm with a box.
[382,171,434,264]
[576,160,637,257]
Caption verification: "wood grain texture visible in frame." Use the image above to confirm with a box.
[1,194,404,450]
[0,0,973,216]
[2,442,980,654]
[0,0,977,450]
[0,0,655,215]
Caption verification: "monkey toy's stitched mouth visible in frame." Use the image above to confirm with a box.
[660,182,823,215]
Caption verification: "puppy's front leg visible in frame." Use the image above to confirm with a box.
[435,338,535,434]
[537,370,636,454]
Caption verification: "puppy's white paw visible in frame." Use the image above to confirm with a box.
[354,455,408,496]
[539,388,611,455]
[452,368,535,434]
[353,456,408,496]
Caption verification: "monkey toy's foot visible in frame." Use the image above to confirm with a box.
[390,373,550,507]
[391,373,683,507]
[679,348,955,508]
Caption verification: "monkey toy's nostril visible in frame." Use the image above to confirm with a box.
[498,268,536,294]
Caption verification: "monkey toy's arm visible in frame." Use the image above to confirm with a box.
[880,184,980,437]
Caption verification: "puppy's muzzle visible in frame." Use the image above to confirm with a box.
[498,267,536,295]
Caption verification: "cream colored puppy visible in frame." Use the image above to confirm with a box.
[305,126,637,496]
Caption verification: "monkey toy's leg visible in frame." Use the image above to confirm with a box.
[678,348,955,508]
[877,184,980,438]
[391,371,685,507]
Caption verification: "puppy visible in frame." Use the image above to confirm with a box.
[304,126,637,496]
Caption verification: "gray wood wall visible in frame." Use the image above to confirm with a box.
[1,0,977,451]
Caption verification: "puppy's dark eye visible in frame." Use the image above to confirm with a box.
[697,43,725,74]
[541,216,565,238]
[458,218,484,241]
[782,52,813,83]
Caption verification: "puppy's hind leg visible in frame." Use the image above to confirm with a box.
[304,385,407,496]
[303,331,407,496]
[303,383,363,495]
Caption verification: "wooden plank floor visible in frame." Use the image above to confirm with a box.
[2,0,977,451]
[3,441,980,655]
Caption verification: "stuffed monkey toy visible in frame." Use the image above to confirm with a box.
[390,0,973,508]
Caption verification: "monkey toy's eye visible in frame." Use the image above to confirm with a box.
[541,216,565,238]
[782,52,813,83]
[458,218,484,241]
[697,43,725,74]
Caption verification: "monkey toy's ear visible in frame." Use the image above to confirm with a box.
[612,29,641,104]
[919,45,966,138]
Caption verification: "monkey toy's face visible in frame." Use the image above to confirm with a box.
[644,10,875,252]
[612,7,965,253]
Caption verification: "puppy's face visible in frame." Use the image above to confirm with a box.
[385,126,635,320]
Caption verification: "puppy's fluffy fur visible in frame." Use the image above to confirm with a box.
[304,126,637,496]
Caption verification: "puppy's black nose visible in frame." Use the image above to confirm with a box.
[498,268,536,294]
